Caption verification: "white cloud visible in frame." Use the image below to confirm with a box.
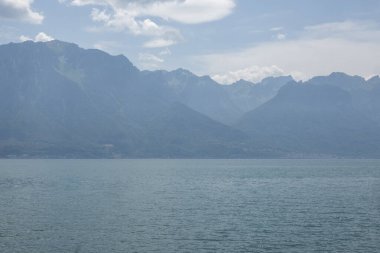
[19,32,54,42]
[195,20,380,81]
[138,52,164,69]
[19,35,31,41]
[137,0,236,24]
[276,33,286,40]
[270,27,283,31]
[91,8,110,22]
[34,32,54,42]
[93,40,128,55]
[67,0,235,23]
[139,53,164,63]
[89,7,182,47]
[212,65,285,84]
[0,0,43,24]
[143,38,177,48]
[305,20,374,34]
[159,47,171,56]
[68,0,106,5]
[61,0,235,47]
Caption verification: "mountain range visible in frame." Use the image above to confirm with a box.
[0,40,379,158]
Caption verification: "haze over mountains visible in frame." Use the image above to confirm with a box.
[0,40,379,158]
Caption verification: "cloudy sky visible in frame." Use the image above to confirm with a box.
[1,0,380,83]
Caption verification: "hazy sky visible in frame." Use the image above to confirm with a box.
[1,0,380,83]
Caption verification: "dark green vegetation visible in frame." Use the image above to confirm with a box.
[0,41,379,158]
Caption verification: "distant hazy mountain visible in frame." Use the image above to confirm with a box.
[0,40,257,158]
[140,68,241,124]
[366,76,380,123]
[308,72,366,91]
[237,78,380,157]
[223,76,293,113]
[0,40,379,158]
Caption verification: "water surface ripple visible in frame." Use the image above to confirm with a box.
[0,159,379,252]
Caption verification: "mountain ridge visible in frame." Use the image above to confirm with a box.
[1,40,379,158]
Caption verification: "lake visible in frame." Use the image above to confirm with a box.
[0,159,379,252]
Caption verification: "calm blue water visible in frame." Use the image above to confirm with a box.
[0,159,379,253]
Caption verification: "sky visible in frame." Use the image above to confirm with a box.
[1,0,380,84]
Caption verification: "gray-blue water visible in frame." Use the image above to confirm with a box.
[0,159,379,253]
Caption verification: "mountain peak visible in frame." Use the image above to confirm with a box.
[7,40,135,66]
[45,39,79,47]
[327,72,365,81]
[328,72,350,78]
[366,75,380,88]
[14,39,80,50]
[231,79,254,86]
[367,75,380,82]
[308,72,366,91]
[171,68,194,76]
